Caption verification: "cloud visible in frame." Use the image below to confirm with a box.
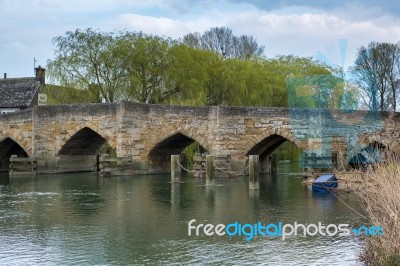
[111,7,400,69]
[0,0,166,13]
[228,0,400,17]
[112,14,190,38]
[112,13,222,38]
[225,10,400,66]
[2,41,27,51]
[1,0,400,77]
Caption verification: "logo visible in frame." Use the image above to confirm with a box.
[188,219,383,241]
[286,39,383,168]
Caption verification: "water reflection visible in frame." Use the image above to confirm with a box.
[0,168,365,265]
[0,173,9,185]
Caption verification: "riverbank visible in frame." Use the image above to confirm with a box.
[355,162,400,265]
[302,163,400,264]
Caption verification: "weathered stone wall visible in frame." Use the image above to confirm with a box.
[0,110,33,156]
[118,102,211,172]
[209,107,302,157]
[1,101,400,174]
[31,103,119,172]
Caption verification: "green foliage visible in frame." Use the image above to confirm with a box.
[47,28,123,103]
[99,143,116,157]
[181,142,204,169]
[161,44,218,105]
[287,74,360,110]
[165,50,330,107]
[275,141,303,161]
[115,33,176,103]
[275,141,304,173]
[47,28,331,108]
[42,84,101,104]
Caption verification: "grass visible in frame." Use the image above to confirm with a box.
[355,159,400,265]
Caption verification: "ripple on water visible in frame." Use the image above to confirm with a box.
[148,237,361,265]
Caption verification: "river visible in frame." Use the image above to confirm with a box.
[0,163,365,265]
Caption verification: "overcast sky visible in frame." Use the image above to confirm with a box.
[0,0,399,78]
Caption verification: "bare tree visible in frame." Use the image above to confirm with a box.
[182,27,264,60]
[182,32,202,49]
[352,42,400,111]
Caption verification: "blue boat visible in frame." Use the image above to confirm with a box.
[312,174,338,192]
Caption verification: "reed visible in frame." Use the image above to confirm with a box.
[355,158,400,265]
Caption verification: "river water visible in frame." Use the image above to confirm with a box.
[0,164,365,265]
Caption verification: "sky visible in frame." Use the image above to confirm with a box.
[0,0,399,78]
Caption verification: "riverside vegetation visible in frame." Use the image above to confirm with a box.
[355,156,400,265]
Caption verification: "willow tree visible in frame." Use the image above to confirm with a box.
[42,84,101,105]
[165,46,332,107]
[165,44,221,105]
[47,28,125,102]
[115,33,176,103]
[47,29,178,103]
[165,45,274,106]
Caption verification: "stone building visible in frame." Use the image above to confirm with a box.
[0,66,45,114]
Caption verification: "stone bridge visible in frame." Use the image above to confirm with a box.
[0,101,399,174]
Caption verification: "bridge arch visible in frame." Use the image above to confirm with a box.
[245,128,305,173]
[148,130,208,171]
[348,138,397,168]
[246,128,306,156]
[0,130,32,157]
[57,125,115,156]
[56,126,115,172]
[57,126,113,156]
[0,137,30,172]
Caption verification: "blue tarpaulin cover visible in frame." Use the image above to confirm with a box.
[312,174,338,192]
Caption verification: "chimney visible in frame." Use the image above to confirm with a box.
[3,73,6,79]
[34,65,45,85]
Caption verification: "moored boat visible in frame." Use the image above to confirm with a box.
[312,174,338,192]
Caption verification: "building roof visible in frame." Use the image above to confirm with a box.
[0,78,40,108]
